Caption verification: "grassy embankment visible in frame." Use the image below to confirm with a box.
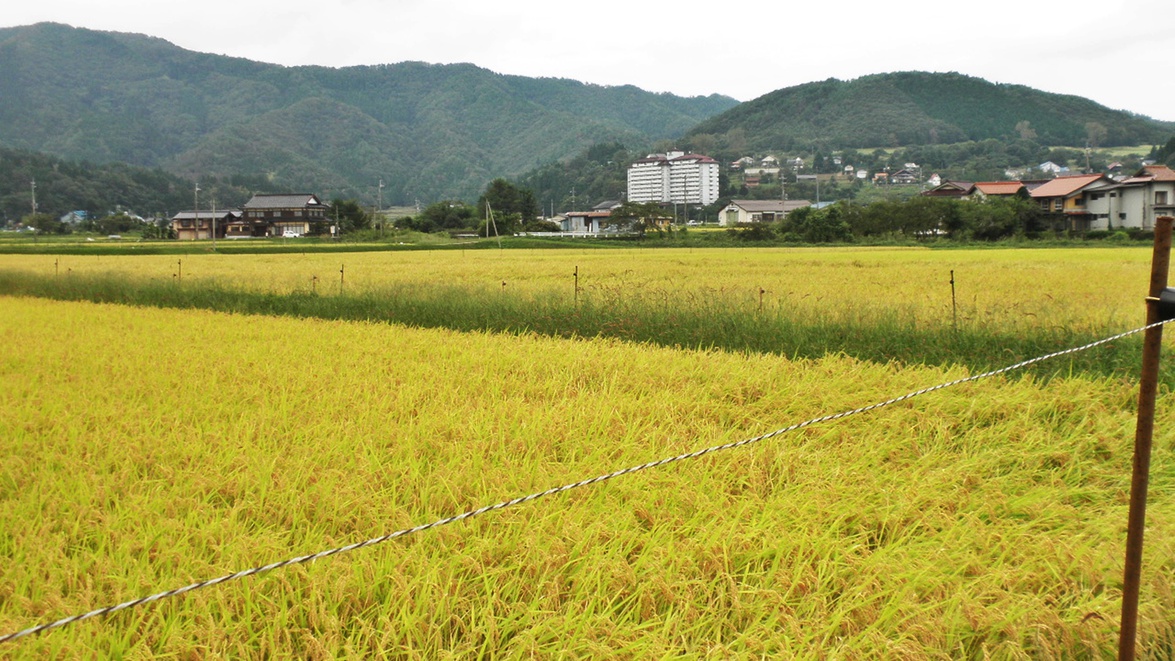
[0,297,1172,657]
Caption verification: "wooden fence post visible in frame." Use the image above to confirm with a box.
[1118,215,1173,660]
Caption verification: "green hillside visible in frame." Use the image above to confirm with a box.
[0,23,736,204]
[0,146,208,222]
[687,72,1174,152]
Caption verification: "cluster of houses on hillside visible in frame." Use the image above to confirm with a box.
[730,154,925,187]
[922,164,1175,231]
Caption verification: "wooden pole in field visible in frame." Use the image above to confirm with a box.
[950,270,957,332]
[1118,215,1173,661]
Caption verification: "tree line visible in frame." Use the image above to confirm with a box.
[732,195,1114,244]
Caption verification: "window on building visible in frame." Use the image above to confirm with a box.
[1157,191,1169,205]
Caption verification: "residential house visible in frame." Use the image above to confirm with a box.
[241,193,330,237]
[1028,174,1112,231]
[1082,164,1175,231]
[170,209,241,241]
[971,181,1027,199]
[742,167,781,178]
[923,181,975,198]
[1038,161,1069,175]
[922,180,1026,200]
[718,199,812,226]
[561,210,613,233]
[890,169,919,185]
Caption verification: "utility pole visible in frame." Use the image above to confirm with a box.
[570,187,576,211]
[194,182,200,240]
[30,179,37,216]
[211,193,217,252]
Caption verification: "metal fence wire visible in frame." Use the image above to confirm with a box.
[0,319,1168,645]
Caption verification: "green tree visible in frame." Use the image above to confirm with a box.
[24,212,67,235]
[780,206,851,243]
[329,199,372,233]
[603,201,667,235]
[393,202,474,233]
[478,179,540,222]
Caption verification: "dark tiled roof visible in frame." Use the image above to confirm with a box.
[171,210,241,220]
[726,200,812,212]
[243,194,326,209]
[671,153,718,163]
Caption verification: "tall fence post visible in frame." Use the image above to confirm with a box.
[1118,215,1173,661]
[950,269,957,332]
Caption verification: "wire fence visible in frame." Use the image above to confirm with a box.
[0,319,1168,645]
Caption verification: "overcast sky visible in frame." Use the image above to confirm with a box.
[4,0,1173,122]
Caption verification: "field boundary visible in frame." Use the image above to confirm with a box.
[1,319,1166,645]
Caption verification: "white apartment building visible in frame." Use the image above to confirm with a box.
[627,151,721,205]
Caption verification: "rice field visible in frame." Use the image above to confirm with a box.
[0,246,1151,331]
[1,246,1173,657]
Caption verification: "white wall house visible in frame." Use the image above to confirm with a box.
[1083,165,1175,231]
[627,151,721,205]
[561,211,613,233]
[718,199,812,226]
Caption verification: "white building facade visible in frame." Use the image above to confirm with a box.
[1083,165,1175,231]
[627,151,721,205]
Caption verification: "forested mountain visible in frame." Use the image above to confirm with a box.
[0,23,736,204]
[686,72,1175,154]
[0,146,208,222]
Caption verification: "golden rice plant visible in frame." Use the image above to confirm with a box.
[0,297,1171,657]
[0,246,1153,332]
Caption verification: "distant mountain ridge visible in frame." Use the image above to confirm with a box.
[0,22,736,204]
[687,72,1175,152]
